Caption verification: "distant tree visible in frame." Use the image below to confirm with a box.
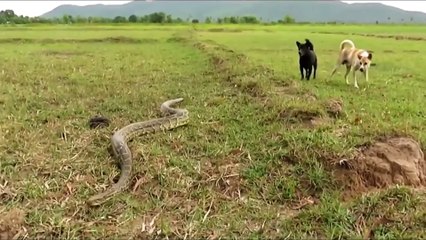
[62,14,73,24]
[1,10,15,20]
[175,17,184,23]
[139,15,149,23]
[91,17,111,23]
[282,15,295,24]
[0,11,329,26]
[128,14,138,23]
[166,14,173,23]
[375,20,379,24]
[12,15,29,24]
[229,16,239,24]
[240,16,259,24]
[0,10,18,23]
[75,16,87,23]
[148,12,166,23]
[113,16,127,23]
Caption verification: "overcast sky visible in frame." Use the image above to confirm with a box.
[1,1,426,17]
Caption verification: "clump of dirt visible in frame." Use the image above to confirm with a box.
[325,99,344,118]
[279,108,319,122]
[277,107,326,128]
[206,28,243,33]
[336,137,426,194]
[41,50,88,58]
[0,38,35,44]
[402,50,419,53]
[88,36,157,44]
[0,208,26,240]
[303,93,318,102]
[166,36,188,43]
[211,55,226,69]
[88,115,111,129]
[235,80,266,98]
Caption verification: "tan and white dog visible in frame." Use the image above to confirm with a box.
[330,39,373,88]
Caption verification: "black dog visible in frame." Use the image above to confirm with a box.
[296,39,317,80]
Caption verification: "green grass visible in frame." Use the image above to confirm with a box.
[0,24,425,239]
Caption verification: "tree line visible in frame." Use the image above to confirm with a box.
[0,9,297,25]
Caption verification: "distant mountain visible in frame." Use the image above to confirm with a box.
[41,0,426,23]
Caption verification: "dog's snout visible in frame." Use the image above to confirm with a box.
[360,68,364,72]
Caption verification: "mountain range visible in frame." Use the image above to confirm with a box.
[41,0,426,23]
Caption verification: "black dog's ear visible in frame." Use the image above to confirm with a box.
[305,39,314,50]
[296,41,301,47]
[368,52,373,60]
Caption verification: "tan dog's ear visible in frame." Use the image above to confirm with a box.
[368,52,373,60]
[358,51,369,60]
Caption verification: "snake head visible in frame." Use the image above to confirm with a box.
[86,195,107,206]
[162,98,184,107]
[160,98,186,115]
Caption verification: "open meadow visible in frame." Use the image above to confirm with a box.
[1,23,426,239]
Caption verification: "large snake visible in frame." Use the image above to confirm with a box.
[87,98,189,206]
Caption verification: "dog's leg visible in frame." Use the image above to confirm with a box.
[344,65,351,85]
[306,67,311,80]
[313,62,317,79]
[353,69,359,89]
[300,65,304,80]
[330,56,342,79]
[365,69,369,82]
[330,64,339,79]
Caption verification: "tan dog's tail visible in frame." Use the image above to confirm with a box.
[340,39,355,50]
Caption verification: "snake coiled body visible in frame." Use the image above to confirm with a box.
[87,98,189,206]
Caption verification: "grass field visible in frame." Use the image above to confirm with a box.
[1,23,425,239]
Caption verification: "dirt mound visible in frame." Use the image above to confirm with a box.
[338,137,425,192]
[279,108,320,123]
[206,28,243,33]
[0,208,26,240]
[325,99,344,118]
[276,107,327,128]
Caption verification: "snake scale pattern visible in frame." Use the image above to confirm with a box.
[87,98,189,206]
